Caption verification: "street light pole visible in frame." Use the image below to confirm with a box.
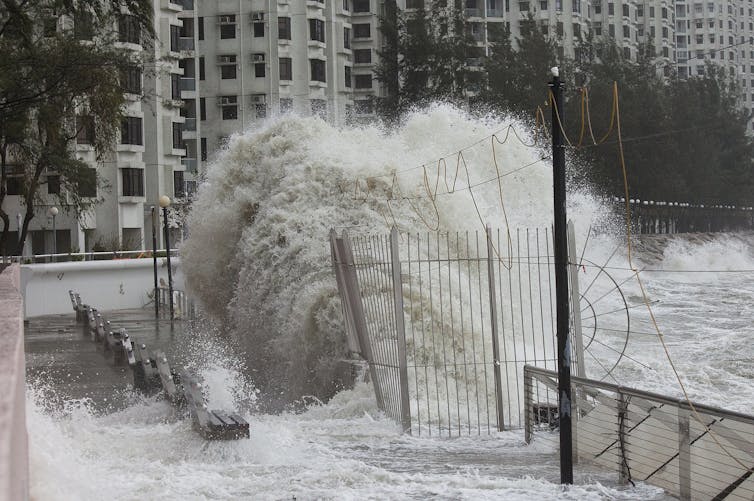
[48,206,59,262]
[549,67,574,485]
[151,206,159,318]
[159,195,174,321]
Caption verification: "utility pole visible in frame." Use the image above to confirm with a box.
[151,206,159,318]
[549,66,573,484]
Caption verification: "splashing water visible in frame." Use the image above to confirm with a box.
[181,104,608,408]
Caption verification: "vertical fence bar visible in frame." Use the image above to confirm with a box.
[678,407,691,501]
[567,221,586,379]
[618,391,630,485]
[389,227,412,433]
[486,225,505,432]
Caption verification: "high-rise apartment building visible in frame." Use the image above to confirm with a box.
[9,2,187,257]
[12,0,754,257]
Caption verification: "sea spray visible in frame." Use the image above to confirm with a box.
[181,104,609,408]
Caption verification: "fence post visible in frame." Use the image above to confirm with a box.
[524,366,533,444]
[390,227,412,433]
[618,391,630,484]
[678,407,691,500]
[486,225,505,432]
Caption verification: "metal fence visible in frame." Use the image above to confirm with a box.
[156,286,195,320]
[330,224,586,437]
[524,365,754,500]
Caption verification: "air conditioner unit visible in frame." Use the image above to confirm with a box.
[251,94,266,104]
[218,96,236,106]
[252,53,265,62]
[251,12,264,21]
[217,55,236,64]
[218,15,235,24]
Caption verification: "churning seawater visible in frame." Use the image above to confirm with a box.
[27,106,754,500]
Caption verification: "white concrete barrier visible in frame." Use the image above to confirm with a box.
[20,258,184,318]
[0,264,28,501]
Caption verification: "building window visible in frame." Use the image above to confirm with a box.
[608,3,614,15]
[120,66,141,95]
[278,17,292,40]
[354,73,372,88]
[311,99,326,118]
[118,15,140,44]
[76,168,96,198]
[280,98,293,114]
[219,55,237,79]
[200,137,207,161]
[219,15,236,39]
[198,16,204,40]
[345,66,352,87]
[353,23,371,38]
[622,4,628,17]
[74,12,93,40]
[47,175,60,195]
[255,60,265,77]
[171,73,181,99]
[199,57,205,80]
[174,170,185,198]
[76,115,95,145]
[310,18,325,43]
[310,59,326,82]
[344,27,351,49]
[200,97,206,120]
[172,123,184,150]
[354,48,372,63]
[254,20,264,37]
[6,176,21,196]
[120,117,143,145]
[279,57,292,80]
[121,168,144,197]
[170,25,180,52]
[220,96,238,120]
[353,0,370,12]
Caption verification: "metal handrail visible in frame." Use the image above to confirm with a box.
[8,249,180,264]
[525,365,754,426]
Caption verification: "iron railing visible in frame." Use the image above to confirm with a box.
[524,365,754,500]
[331,224,586,437]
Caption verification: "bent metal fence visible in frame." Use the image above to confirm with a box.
[524,365,754,501]
[330,224,586,437]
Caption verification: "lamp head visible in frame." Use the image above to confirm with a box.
[48,206,59,217]
[158,195,171,208]
[551,66,560,78]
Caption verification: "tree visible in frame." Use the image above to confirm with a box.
[0,0,154,254]
[375,1,476,121]
[481,13,559,116]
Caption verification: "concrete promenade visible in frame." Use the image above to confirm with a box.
[0,265,27,501]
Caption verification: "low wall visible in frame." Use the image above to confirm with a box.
[20,258,184,318]
[0,264,28,501]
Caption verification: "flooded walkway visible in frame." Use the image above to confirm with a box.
[24,309,186,412]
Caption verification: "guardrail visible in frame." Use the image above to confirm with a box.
[611,198,754,234]
[155,286,195,320]
[4,249,179,265]
[524,365,754,500]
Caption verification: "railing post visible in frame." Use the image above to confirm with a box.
[618,391,630,485]
[390,227,412,433]
[567,221,584,464]
[524,366,533,444]
[678,407,691,500]
[486,225,505,432]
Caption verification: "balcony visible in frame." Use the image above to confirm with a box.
[179,77,195,91]
[487,8,504,17]
[181,158,197,172]
[177,0,194,9]
[466,8,480,17]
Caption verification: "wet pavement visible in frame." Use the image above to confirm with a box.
[24,308,188,412]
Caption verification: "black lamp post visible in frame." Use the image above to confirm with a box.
[47,206,58,262]
[159,195,174,321]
